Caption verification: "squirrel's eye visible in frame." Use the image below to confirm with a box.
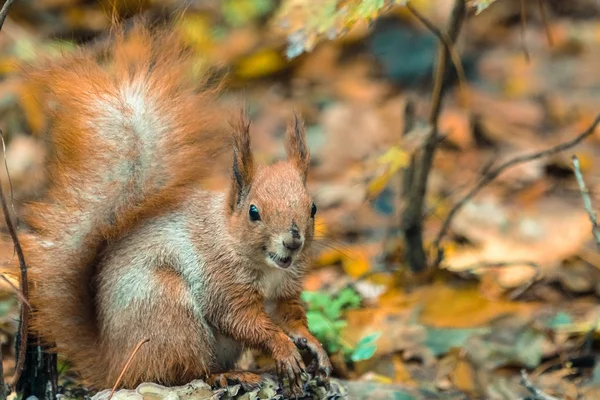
[249,204,261,221]
[311,202,317,218]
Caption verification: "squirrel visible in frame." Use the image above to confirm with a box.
[7,23,332,397]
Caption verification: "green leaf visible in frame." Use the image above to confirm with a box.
[306,311,332,337]
[354,331,382,348]
[327,287,361,319]
[302,291,332,312]
[470,0,499,14]
[222,0,276,27]
[351,343,377,362]
[336,287,362,309]
[333,320,348,330]
[548,311,573,329]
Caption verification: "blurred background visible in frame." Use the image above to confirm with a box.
[1,0,600,399]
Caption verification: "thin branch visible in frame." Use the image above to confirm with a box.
[519,370,560,400]
[406,2,469,103]
[107,338,150,400]
[538,0,553,47]
[0,274,30,308]
[0,130,29,389]
[572,155,600,251]
[434,115,600,267]
[453,261,540,299]
[0,0,14,32]
[0,2,21,390]
[401,0,466,273]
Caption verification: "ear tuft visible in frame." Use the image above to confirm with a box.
[228,109,254,212]
[285,112,310,182]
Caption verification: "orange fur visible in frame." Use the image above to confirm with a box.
[7,22,330,393]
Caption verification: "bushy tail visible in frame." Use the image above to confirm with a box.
[12,23,227,387]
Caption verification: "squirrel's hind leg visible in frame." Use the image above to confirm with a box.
[97,266,214,388]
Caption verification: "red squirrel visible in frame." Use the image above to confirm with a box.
[10,23,331,397]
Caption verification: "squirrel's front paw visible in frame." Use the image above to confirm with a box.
[273,339,306,398]
[294,336,332,388]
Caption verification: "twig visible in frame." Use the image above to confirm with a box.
[538,0,553,47]
[519,369,560,400]
[401,0,466,273]
[0,1,21,391]
[0,274,30,308]
[572,155,600,251]
[520,0,530,62]
[433,115,600,267]
[406,2,469,103]
[453,261,540,299]
[0,0,14,32]
[0,130,29,390]
[107,338,150,400]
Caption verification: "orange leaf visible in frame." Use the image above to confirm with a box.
[450,357,476,395]
[418,282,537,328]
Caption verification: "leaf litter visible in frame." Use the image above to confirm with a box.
[0,0,599,399]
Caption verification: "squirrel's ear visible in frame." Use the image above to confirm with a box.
[285,112,310,182]
[228,110,254,212]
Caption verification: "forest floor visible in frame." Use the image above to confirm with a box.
[0,0,600,399]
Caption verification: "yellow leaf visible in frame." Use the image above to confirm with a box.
[234,48,287,80]
[377,145,409,169]
[574,152,593,172]
[314,247,343,267]
[341,246,370,278]
[367,169,394,198]
[371,373,393,384]
[418,282,537,328]
[367,145,409,197]
[178,14,214,53]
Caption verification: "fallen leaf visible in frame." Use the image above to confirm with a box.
[450,356,476,396]
[340,245,372,278]
[418,282,536,328]
[234,48,287,79]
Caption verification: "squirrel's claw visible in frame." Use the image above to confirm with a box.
[207,371,263,392]
[275,348,306,398]
[293,335,332,389]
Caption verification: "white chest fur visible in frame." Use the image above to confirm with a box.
[260,268,287,300]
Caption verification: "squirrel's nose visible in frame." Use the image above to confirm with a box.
[283,238,302,251]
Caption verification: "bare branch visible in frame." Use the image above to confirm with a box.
[434,115,600,267]
[406,2,468,101]
[0,0,14,32]
[0,274,30,308]
[538,0,553,47]
[401,0,467,273]
[519,370,560,400]
[0,133,30,389]
[107,338,150,400]
[0,0,23,391]
[572,155,600,251]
